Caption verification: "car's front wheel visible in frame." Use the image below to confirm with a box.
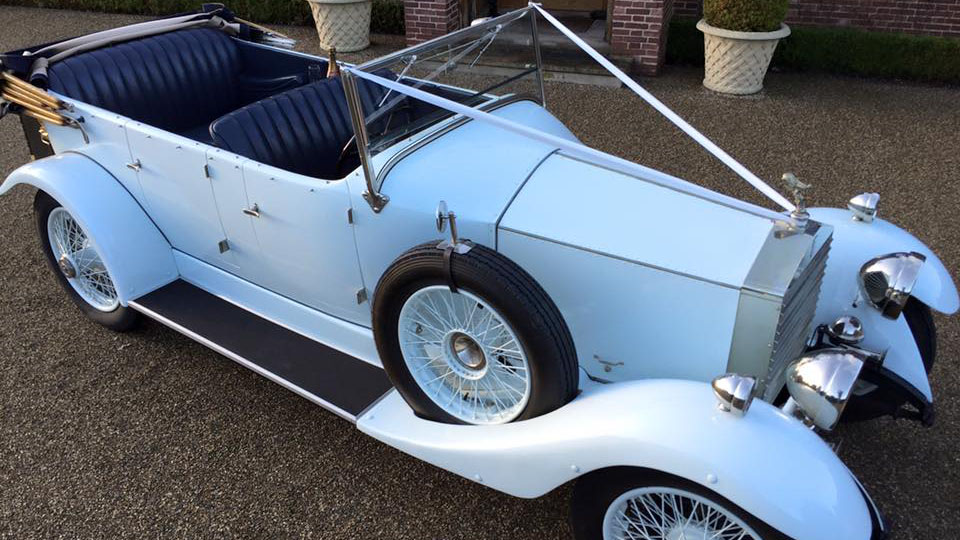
[571,468,782,540]
[34,190,139,332]
[372,242,578,425]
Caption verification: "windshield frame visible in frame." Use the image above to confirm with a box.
[342,6,543,212]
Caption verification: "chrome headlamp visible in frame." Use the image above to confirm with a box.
[711,374,756,417]
[859,252,925,319]
[785,349,866,431]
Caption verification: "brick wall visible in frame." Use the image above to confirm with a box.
[673,0,960,38]
[404,0,460,44]
[610,0,675,75]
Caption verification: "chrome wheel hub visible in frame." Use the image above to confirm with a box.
[58,254,77,278]
[444,331,488,380]
[47,207,119,312]
[398,286,531,424]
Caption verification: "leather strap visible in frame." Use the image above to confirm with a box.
[443,244,458,293]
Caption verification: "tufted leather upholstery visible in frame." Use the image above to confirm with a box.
[48,28,243,133]
[209,74,394,179]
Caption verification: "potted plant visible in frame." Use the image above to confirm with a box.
[307,0,372,52]
[697,0,790,94]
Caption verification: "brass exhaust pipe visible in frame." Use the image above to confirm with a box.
[22,108,67,127]
[234,17,291,39]
[2,85,49,110]
[2,92,65,125]
[1,71,64,110]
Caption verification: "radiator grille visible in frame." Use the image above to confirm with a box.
[763,234,832,399]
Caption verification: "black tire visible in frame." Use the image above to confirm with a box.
[34,190,140,332]
[570,468,787,540]
[372,241,578,424]
[843,298,936,422]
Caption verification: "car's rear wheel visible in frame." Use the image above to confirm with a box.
[571,468,781,540]
[373,242,578,425]
[35,191,139,331]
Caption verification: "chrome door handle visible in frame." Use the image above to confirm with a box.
[125,159,142,172]
[242,203,260,218]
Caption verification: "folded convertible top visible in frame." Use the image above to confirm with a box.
[0,3,294,87]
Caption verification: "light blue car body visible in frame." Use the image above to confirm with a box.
[3,40,954,540]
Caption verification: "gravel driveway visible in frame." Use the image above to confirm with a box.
[1,5,958,538]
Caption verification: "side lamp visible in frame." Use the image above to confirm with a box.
[711,374,756,417]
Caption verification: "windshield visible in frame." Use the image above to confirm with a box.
[351,8,544,157]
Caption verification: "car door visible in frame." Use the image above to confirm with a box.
[126,123,239,272]
[225,160,370,326]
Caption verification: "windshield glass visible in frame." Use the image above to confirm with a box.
[352,8,543,156]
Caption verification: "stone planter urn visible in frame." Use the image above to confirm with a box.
[697,19,790,95]
[306,0,372,52]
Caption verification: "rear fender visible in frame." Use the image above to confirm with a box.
[1,152,177,305]
[359,379,874,540]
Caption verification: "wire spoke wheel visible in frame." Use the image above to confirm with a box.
[603,487,762,540]
[398,285,531,424]
[46,207,119,312]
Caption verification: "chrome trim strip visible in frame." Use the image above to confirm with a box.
[128,300,359,423]
[374,96,543,189]
[499,226,739,290]
[494,149,559,250]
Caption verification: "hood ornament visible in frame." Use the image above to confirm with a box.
[782,172,811,230]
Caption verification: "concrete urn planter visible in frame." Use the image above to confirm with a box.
[306,0,372,52]
[697,19,790,95]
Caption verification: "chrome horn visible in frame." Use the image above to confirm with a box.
[785,348,866,431]
[711,374,756,417]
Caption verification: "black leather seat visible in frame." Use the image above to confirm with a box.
[48,28,243,137]
[209,74,393,179]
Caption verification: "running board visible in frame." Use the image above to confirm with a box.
[129,280,392,422]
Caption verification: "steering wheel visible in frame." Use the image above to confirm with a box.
[335,135,360,178]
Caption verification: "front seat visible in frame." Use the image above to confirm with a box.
[209,73,395,180]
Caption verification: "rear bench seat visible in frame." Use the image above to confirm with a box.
[48,28,245,143]
[209,73,395,180]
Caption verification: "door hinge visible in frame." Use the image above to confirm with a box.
[218,239,230,253]
[356,288,368,304]
[347,208,354,224]
[203,164,211,178]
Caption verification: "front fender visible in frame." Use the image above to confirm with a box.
[810,207,957,402]
[360,379,874,540]
[1,152,177,305]
[810,207,958,315]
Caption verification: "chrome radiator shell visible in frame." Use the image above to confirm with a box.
[726,222,833,400]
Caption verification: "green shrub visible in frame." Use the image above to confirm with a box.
[666,19,960,84]
[774,26,960,82]
[4,0,406,34]
[371,0,404,35]
[703,0,788,32]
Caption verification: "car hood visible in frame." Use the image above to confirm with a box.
[498,153,783,289]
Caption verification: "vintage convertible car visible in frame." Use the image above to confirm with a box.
[2,4,956,538]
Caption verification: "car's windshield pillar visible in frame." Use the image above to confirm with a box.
[342,70,388,213]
